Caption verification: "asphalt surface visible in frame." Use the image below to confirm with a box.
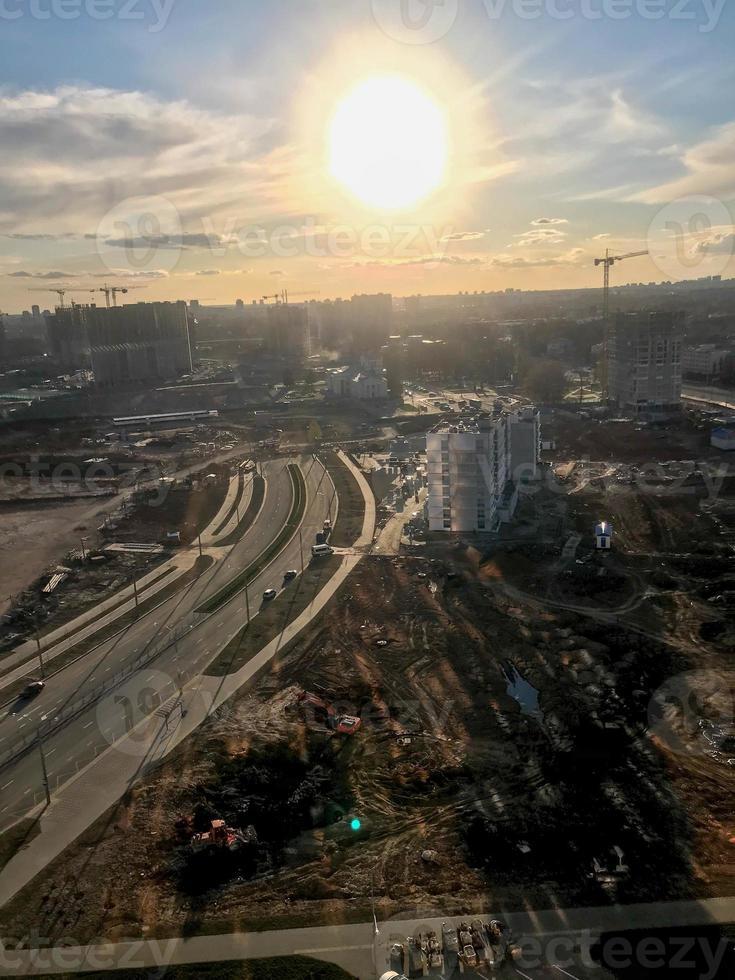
[0,455,334,830]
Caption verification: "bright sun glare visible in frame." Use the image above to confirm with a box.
[329,75,448,211]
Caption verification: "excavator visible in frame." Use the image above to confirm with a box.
[297,691,362,735]
[190,819,256,852]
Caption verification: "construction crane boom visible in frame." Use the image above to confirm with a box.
[594,248,648,400]
[28,287,67,308]
[89,283,146,308]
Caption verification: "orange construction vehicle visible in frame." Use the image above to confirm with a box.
[191,819,243,851]
[297,691,362,735]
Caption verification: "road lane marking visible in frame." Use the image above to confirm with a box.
[553,967,584,980]
[1,781,13,790]
[83,721,94,729]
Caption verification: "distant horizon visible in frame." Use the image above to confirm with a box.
[3,270,733,318]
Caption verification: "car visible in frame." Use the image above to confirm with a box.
[21,679,45,699]
[283,569,298,581]
[262,588,278,601]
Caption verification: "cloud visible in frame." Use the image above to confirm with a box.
[195,269,221,276]
[514,228,567,247]
[439,230,490,242]
[592,233,611,240]
[631,121,735,203]
[489,248,586,268]
[7,269,74,278]
[0,85,278,237]
[531,218,568,226]
[693,231,735,256]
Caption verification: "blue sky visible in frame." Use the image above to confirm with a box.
[1,0,734,311]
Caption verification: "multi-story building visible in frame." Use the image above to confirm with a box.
[86,301,192,387]
[266,303,310,359]
[608,312,684,415]
[45,305,91,369]
[682,344,730,379]
[426,408,540,532]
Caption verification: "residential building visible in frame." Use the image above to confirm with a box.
[266,303,310,358]
[45,305,91,369]
[426,408,540,532]
[86,301,193,387]
[682,344,730,379]
[607,312,684,415]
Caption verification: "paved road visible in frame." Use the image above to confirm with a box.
[0,456,333,830]
[4,895,735,977]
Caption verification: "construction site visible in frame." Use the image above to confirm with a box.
[0,405,733,979]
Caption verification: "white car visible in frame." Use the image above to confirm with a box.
[262,588,278,601]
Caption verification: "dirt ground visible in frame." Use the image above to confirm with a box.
[2,519,734,943]
[2,413,734,946]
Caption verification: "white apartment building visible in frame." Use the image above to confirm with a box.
[682,345,730,378]
[608,312,684,416]
[426,408,540,532]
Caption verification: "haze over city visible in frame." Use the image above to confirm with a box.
[1,0,735,312]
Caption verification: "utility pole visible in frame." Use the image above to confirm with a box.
[244,582,251,624]
[80,536,87,561]
[298,528,304,573]
[37,729,51,806]
[197,533,203,558]
[132,575,139,608]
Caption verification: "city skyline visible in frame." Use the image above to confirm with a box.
[1,0,734,312]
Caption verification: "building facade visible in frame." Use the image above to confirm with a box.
[86,301,192,387]
[325,355,388,400]
[426,408,540,532]
[682,344,729,378]
[608,312,684,415]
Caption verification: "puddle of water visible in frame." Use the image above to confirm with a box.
[503,663,544,722]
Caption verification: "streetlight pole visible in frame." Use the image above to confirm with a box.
[80,536,87,561]
[132,575,139,608]
[244,582,251,624]
[197,533,203,558]
[298,528,304,573]
[37,728,51,806]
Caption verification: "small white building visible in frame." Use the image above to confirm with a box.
[711,427,735,451]
[325,356,388,400]
[595,521,613,550]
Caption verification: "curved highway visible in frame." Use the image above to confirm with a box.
[0,455,334,830]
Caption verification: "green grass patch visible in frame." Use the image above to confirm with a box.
[205,555,342,676]
[25,955,354,980]
[215,473,266,547]
[320,452,365,548]
[196,465,306,616]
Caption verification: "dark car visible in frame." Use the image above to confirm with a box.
[21,679,45,699]
[283,569,298,581]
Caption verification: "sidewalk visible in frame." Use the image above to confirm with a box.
[0,453,376,909]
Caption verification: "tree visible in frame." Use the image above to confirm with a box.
[523,359,567,404]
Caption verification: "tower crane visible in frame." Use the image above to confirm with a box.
[90,283,146,308]
[262,289,320,305]
[28,287,68,308]
[594,248,648,399]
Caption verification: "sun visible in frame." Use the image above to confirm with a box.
[328,75,448,211]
